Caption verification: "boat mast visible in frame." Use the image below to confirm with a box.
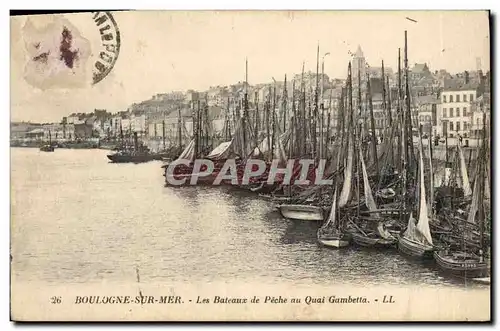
[177,107,182,150]
[243,58,249,157]
[300,61,306,156]
[194,100,200,158]
[366,71,379,175]
[283,74,288,134]
[313,44,320,163]
[162,119,166,150]
[478,112,487,261]
[266,86,271,162]
[397,48,402,173]
[320,58,325,161]
[386,75,394,165]
[291,80,297,157]
[271,82,276,160]
[404,30,416,176]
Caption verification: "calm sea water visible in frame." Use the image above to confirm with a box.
[10,148,483,288]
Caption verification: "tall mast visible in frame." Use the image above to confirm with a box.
[404,30,416,174]
[162,119,166,150]
[177,107,182,149]
[253,92,259,146]
[381,60,387,138]
[291,80,297,157]
[314,44,320,162]
[271,84,276,160]
[386,75,394,165]
[283,74,288,133]
[194,100,200,157]
[266,86,271,162]
[367,71,379,176]
[300,61,306,155]
[397,48,402,173]
[242,58,249,157]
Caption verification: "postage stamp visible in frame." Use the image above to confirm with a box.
[19,11,120,89]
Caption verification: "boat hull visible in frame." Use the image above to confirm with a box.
[351,232,396,248]
[318,233,351,248]
[107,154,156,163]
[434,251,489,279]
[397,236,434,259]
[40,146,55,152]
[278,204,324,221]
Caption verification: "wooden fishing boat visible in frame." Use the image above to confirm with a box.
[40,144,54,152]
[434,115,490,279]
[40,130,55,152]
[398,130,435,260]
[317,190,351,248]
[351,232,396,248]
[398,235,434,259]
[434,250,488,279]
[278,204,324,221]
[317,231,351,248]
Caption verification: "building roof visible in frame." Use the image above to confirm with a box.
[443,79,479,91]
[412,63,429,73]
[415,95,439,105]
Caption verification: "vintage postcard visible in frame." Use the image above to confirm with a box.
[10,10,491,321]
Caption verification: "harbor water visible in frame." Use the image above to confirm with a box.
[10,148,485,288]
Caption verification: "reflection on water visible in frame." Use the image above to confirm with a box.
[11,148,485,288]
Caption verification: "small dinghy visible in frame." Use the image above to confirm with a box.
[278,204,324,221]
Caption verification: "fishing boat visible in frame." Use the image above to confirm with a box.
[40,130,55,152]
[434,114,489,279]
[107,132,157,163]
[40,144,54,152]
[397,130,434,259]
[278,204,324,221]
[317,191,351,248]
[434,250,488,279]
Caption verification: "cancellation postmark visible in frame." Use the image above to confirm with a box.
[91,11,120,85]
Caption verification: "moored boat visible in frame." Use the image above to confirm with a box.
[40,144,55,152]
[433,250,488,279]
[351,232,396,248]
[278,204,324,221]
[397,130,435,260]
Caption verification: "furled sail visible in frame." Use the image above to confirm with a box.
[175,139,195,162]
[321,190,338,230]
[338,132,354,207]
[416,144,433,246]
[360,147,392,240]
[207,141,233,160]
[467,171,480,225]
[458,143,472,196]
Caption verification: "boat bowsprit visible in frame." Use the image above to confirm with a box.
[278,204,324,221]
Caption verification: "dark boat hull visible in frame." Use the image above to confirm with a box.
[40,146,55,152]
[397,236,434,259]
[434,251,489,279]
[351,232,396,248]
[107,154,157,163]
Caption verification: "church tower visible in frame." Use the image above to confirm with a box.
[352,45,366,85]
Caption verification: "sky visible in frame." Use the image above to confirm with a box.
[10,10,490,123]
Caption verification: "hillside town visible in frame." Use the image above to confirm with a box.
[11,46,490,148]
